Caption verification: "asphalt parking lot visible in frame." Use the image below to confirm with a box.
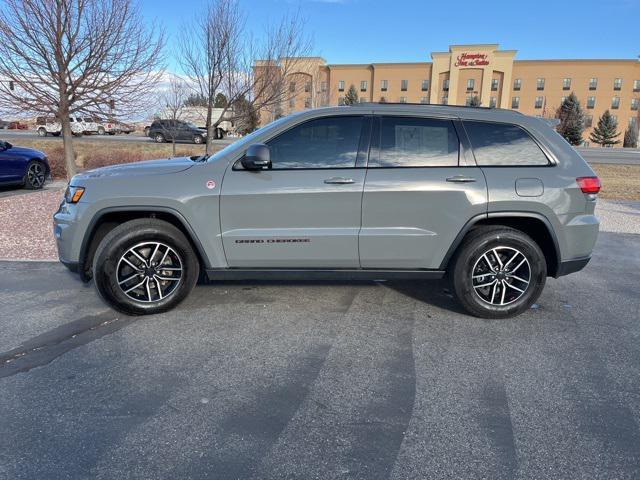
[1,229,639,479]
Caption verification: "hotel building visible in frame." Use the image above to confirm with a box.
[254,44,640,144]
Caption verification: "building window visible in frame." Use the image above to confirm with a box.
[634,80,640,92]
[304,97,311,108]
[401,80,408,91]
[338,96,345,105]
[491,78,499,91]
[513,78,521,91]
[338,80,345,92]
[584,115,593,127]
[631,98,639,111]
[399,96,407,103]
[536,78,545,90]
[289,97,295,108]
[289,81,296,93]
[563,78,571,90]
[420,96,429,104]
[360,80,368,92]
[443,79,449,91]
[380,80,388,91]
[589,78,598,90]
[421,79,429,91]
[611,114,618,124]
[320,81,327,92]
[611,96,620,109]
[489,96,497,108]
[466,79,475,91]
[441,96,448,105]
[587,96,596,109]
[629,117,637,128]
[560,96,567,105]
[304,82,311,93]
[534,96,544,109]
[511,97,520,109]
[614,78,622,90]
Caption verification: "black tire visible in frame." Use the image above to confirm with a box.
[193,134,204,144]
[449,226,546,319]
[52,132,60,137]
[92,219,199,315]
[97,127,105,135]
[37,127,47,137]
[23,160,47,190]
[154,133,165,143]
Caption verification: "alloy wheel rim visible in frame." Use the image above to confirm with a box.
[471,246,531,306]
[116,241,183,303]
[27,163,45,188]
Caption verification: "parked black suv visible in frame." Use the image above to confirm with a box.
[148,119,207,144]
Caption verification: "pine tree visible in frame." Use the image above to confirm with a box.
[555,92,585,146]
[468,95,481,107]
[623,124,638,148]
[344,84,359,105]
[214,92,228,108]
[590,110,620,146]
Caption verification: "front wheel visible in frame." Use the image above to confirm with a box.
[24,160,46,189]
[97,126,105,135]
[154,133,165,143]
[449,226,546,319]
[193,134,204,144]
[37,128,47,137]
[92,219,199,315]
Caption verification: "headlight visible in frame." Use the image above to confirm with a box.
[64,185,85,203]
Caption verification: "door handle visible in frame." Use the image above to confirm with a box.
[446,175,477,183]
[324,177,355,184]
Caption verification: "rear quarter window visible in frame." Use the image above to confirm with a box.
[464,121,550,166]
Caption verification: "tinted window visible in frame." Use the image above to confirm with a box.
[464,121,549,166]
[370,116,459,168]
[267,116,363,169]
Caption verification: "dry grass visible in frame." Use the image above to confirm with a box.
[591,164,640,201]
[14,137,223,178]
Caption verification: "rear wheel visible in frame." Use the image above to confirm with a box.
[37,127,47,137]
[449,226,546,319]
[24,160,46,189]
[154,133,165,143]
[92,219,199,315]
[97,126,106,135]
[193,134,204,144]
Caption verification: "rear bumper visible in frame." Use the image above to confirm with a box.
[555,256,590,277]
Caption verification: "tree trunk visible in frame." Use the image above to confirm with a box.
[172,139,176,157]
[205,101,213,155]
[60,117,77,180]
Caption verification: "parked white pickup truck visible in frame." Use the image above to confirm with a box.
[35,116,85,137]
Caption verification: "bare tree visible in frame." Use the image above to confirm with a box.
[179,0,312,153]
[0,0,164,178]
[159,77,189,157]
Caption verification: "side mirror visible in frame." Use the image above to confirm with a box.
[241,143,271,170]
[0,141,10,151]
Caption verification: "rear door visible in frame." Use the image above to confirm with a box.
[360,115,488,269]
[220,115,369,268]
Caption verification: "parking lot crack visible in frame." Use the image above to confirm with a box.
[0,310,134,379]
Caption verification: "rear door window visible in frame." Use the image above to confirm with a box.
[463,121,550,166]
[369,116,459,167]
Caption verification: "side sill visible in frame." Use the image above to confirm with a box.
[554,256,590,278]
[206,269,446,281]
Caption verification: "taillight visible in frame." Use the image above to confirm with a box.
[576,176,601,194]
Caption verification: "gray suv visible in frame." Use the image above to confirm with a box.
[53,104,600,318]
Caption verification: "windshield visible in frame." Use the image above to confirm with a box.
[206,114,296,163]
[186,122,199,129]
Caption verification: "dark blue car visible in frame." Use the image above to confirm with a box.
[0,140,50,189]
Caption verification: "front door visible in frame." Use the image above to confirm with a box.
[220,115,369,268]
[360,115,488,269]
